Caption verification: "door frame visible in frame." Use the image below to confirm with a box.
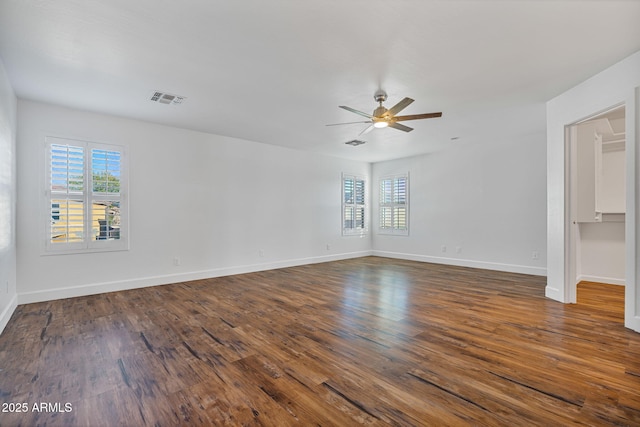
[564,103,625,305]
[546,53,640,333]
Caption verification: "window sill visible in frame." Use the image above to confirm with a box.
[378,230,409,236]
[42,243,129,256]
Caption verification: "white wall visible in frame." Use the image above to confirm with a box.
[601,149,626,213]
[371,128,547,276]
[572,122,626,285]
[546,49,640,332]
[0,57,18,334]
[577,146,626,286]
[579,221,625,285]
[16,100,371,303]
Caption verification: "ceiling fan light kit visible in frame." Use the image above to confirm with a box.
[327,90,442,138]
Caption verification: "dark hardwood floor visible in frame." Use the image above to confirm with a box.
[1,257,639,426]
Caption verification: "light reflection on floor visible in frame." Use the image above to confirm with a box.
[340,267,411,342]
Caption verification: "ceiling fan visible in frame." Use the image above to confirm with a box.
[327,90,442,136]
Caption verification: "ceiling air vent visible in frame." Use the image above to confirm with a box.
[345,139,366,147]
[150,91,186,105]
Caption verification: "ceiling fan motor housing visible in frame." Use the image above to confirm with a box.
[373,105,389,118]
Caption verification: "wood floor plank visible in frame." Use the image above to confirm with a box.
[1,257,639,426]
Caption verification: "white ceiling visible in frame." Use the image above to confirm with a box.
[1,1,639,163]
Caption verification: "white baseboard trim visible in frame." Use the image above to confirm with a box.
[0,293,18,335]
[625,315,640,333]
[18,250,373,305]
[578,275,625,286]
[372,250,547,277]
[545,285,564,302]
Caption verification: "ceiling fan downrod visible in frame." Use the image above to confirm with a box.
[373,90,389,118]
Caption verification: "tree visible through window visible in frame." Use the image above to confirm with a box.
[91,149,122,241]
[379,174,409,235]
[46,137,127,252]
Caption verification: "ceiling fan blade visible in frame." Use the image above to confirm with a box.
[326,120,371,127]
[386,97,414,117]
[359,124,375,136]
[388,122,413,132]
[339,105,373,118]
[394,112,442,121]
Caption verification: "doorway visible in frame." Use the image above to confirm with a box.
[566,105,626,318]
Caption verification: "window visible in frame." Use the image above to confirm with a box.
[342,174,366,235]
[379,174,409,235]
[45,137,127,253]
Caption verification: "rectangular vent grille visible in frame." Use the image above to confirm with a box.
[150,91,185,105]
[345,139,366,146]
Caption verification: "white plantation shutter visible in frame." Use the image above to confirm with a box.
[50,144,85,246]
[342,174,367,235]
[354,178,365,230]
[45,137,127,253]
[379,174,409,235]
[90,147,122,245]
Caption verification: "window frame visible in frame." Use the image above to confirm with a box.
[342,173,367,236]
[378,173,409,236]
[44,136,128,254]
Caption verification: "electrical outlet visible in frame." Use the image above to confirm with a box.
[455,246,462,254]
[259,249,265,257]
[532,251,539,260]
[173,257,181,266]
[441,245,447,253]
[326,243,331,251]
